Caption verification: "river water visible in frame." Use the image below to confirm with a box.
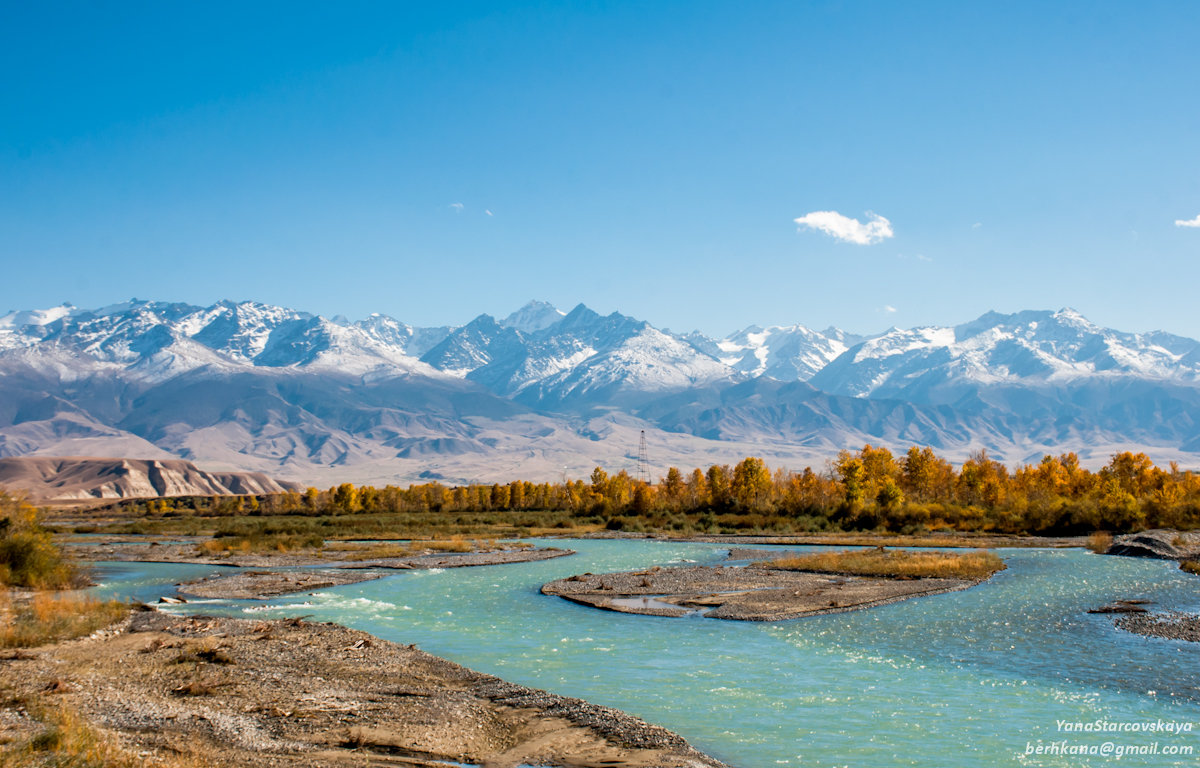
[90,541,1200,767]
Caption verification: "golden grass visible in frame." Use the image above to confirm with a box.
[0,703,139,768]
[1181,560,1199,576]
[196,532,324,555]
[759,548,1006,580]
[0,697,207,767]
[323,542,416,560]
[0,591,129,649]
[409,538,473,553]
[1086,531,1114,554]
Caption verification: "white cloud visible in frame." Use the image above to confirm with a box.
[915,254,932,262]
[1175,214,1200,228]
[485,209,494,216]
[882,305,897,314]
[450,202,464,212]
[972,222,983,229]
[794,210,893,245]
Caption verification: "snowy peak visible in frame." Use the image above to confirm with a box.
[810,309,1200,401]
[0,299,442,381]
[715,323,863,381]
[414,302,732,403]
[420,315,527,377]
[0,303,77,330]
[4,300,1198,404]
[500,300,566,333]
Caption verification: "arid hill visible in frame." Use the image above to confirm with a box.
[0,456,298,501]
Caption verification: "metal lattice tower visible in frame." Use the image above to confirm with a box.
[636,430,650,484]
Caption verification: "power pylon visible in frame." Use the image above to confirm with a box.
[636,430,650,484]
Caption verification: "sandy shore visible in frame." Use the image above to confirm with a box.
[3,609,729,767]
[543,564,982,621]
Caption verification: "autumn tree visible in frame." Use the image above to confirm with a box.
[706,465,731,508]
[731,457,772,509]
[660,467,685,510]
[331,483,360,514]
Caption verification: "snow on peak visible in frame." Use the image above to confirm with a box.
[810,308,1200,401]
[716,323,857,380]
[0,304,76,329]
[500,300,566,333]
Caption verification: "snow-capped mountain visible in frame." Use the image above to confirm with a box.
[499,300,566,333]
[422,303,734,405]
[2,298,1199,486]
[0,299,448,381]
[809,308,1200,403]
[713,324,868,380]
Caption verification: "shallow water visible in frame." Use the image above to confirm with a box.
[90,541,1200,767]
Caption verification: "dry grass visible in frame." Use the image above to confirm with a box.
[1181,560,1199,576]
[760,547,1006,580]
[324,542,416,560]
[410,538,473,553]
[0,697,207,767]
[323,538,538,561]
[196,532,324,555]
[1086,531,1114,554]
[0,703,140,767]
[0,591,128,649]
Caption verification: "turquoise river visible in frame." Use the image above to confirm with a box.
[89,541,1200,767]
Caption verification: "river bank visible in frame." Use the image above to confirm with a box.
[1,607,729,767]
[1114,611,1200,643]
[61,535,574,569]
[543,563,989,621]
[573,530,1086,548]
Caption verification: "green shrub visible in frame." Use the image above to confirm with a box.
[0,493,77,589]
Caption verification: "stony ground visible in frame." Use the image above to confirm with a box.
[175,548,576,601]
[543,565,980,621]
[1105,530,1200,561]
[180,570,385,600]
[1,609,728,768]
[1115,611,1200,643]
[61,537,574,570]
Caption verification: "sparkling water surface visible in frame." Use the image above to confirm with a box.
[90,541,1200,767]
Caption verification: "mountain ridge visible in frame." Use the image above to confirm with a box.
[2,298,1199,485]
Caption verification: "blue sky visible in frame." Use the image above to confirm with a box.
[3,1,1198,338]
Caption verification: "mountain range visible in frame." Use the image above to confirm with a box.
[1,298,1198,488]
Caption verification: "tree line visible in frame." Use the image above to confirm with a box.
[154,446,1200,536]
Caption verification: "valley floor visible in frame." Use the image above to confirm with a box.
[1,609,728,768]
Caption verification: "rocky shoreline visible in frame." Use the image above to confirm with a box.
[1114,611,1200,643]
[1104,529,1200,561]
[543,564,984,621]
[175,547,576,600]
[3,609,729,767]
[61,536,574,570]
[180,569,386,600]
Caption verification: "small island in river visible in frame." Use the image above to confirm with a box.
[543,548,1006,621]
